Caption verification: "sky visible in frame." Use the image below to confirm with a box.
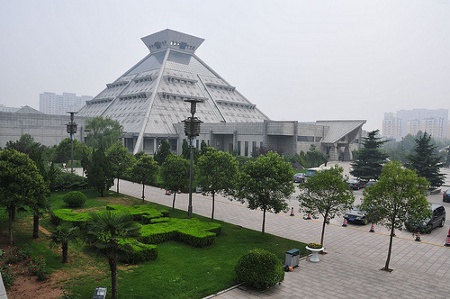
[1,0,449,131]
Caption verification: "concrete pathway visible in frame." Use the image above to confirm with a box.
[110,167,450,299]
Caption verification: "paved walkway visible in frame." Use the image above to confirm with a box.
[111,166,450,299]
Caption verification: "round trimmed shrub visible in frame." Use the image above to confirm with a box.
[235,248,285,290]
[62,191,87,208]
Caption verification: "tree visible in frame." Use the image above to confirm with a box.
[86,211,140,299]
[361,161,430,271]
[407,132,445,188]
[297,165,354,247]
[106,142,135,193]
[160,155,190,210]
[6,133,46,175]
[297,145,328,168]
[86,148,114,197]
[0,149,49,244]
[53,138,87,165]
[233,151,294,234]
[85,116,123,150]
[351,130,388,181]
[154,140,172,165]
[131,154,158,202]
[197,148,238,220]
[51,223,79,263]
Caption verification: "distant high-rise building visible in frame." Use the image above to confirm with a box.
[39,92,92,115]
[382,108,449,140]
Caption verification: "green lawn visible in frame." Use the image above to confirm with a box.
[0,190,307,299]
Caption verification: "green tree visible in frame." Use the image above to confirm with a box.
[0,149,49,244]
[160,155,190,210]
[361,161,430,271]
[6,134,46,175]
[131,154,158,202]
[297,165,354,247]
[106,142,135,193]
[233,151,294,234]
[85,116,123,150]
[154,140,172,165]
[297,145,328,168]
[407,132,445,188]
[351,130,388,181]
[86,148,114,197]
[86,211,140,299]
[51,223,79,263]
[53,138,87,164]
[197,148,238,220]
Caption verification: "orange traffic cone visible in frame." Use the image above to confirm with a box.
[290,207,295,216]
[369,223,375,233]
[444,229,450,247]
[342,218,348,227]
[415,231,421,242]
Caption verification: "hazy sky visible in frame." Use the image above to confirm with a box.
[1,0,449,131]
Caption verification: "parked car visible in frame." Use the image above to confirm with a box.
[344,207,368,225]
[347,178,364,190]
[293,173,306,183]
[443,189,450,202]
[405,204,446,233]
[364,180,377,188]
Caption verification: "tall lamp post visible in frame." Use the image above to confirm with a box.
[66,112,78,174]
[182,99,203,218]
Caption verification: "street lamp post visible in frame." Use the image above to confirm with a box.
[182,99,203,218]
[66,112,78,174]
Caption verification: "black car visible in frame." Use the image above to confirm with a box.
[347,178,364,190]
[344,207,368,225]
[443,189,450,202]
[405,204,446,233]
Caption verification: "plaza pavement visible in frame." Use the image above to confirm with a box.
[109,164,450,299]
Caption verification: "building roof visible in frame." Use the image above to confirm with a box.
[316,120,366,144]
[78,29,269,152]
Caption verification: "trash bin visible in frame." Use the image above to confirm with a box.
[285,248,300,268]
[92,287,107,299]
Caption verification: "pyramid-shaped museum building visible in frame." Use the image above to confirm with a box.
[76,29,365,160]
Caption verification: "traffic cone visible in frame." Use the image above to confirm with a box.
[444,229,450,247]
[342,218,348,227]
[415,231,421,242]
[290,207,295,216]
[369,223,375,233]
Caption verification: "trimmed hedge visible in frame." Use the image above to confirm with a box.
[50,209,91,226]
[106,204,169,222]
[139,218,221,247]
[235,248,285,290]
[117,238,158,264]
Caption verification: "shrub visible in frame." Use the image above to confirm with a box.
[62,191,87,208]
[0,264,15,289]
[235,249,285,290]
[117,238,158,264]
[50,209,91,226]
[27,255,47,281]
[3,246,29,264]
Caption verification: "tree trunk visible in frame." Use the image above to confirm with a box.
[211,192,215,220]
[384,226,395,271]
[62,242,68,263]
[141,183,145,202]
[116,178,120,194]
[8,208,14,245]
[108,256,118,299]
[33,213,39,239]
[320,212,328,246]
[262,208,266,234]
[172,193,176,210]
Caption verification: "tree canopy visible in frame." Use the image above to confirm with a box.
[406,132,445,188]
[233,151,294,234]
[131,154,158,202]
[297,165,354,246]
[154,140,172,165]
[350,130,387,181]
[86,148,114,197]
[85,116,123,150]
[197,148,239,219]
[0,149,49,244]
[361,161,430,271]
[160,155,190,210]
[106,142,135,193]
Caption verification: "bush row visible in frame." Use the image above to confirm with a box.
[117,238,158,264]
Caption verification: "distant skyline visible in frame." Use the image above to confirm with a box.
[1,0,449,131]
